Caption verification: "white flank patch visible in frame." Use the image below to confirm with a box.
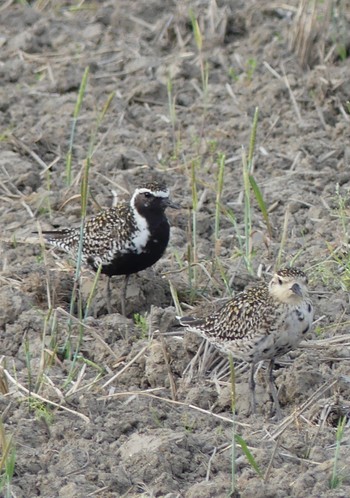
[131,208,150,253]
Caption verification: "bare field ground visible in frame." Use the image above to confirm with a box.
[1,1,350,497]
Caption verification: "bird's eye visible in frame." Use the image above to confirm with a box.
[144,192,151,198]
[278,278,283,285]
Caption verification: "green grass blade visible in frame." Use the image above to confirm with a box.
[229,355,262,481]
[191,160,198,288]
[0,419,16,497]
[225,208,244,257]
[191,160,198,211]
[0,426,13,474]
[242,147,252,272]
[235,433,262,478]
[65,91,115,364]
[65,157,90,360]
[167,76,176,128]
[80,158,91,219]
[66,66,90,186]
[228,354,236,495]
[84,262,102,319]
[168,279,182,317]
[215,152,225,247]
[189,10,202,51]
[330,415,346,489]
[98,91,115,124]
[248,107,259,168]
[214,257,232,295]
[249,174,272,236]
[4,446,16,482]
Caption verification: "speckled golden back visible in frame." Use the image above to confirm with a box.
[179,268,314,363]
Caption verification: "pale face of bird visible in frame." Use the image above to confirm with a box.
[268,271,309,305]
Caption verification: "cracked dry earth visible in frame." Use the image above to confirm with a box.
[1,1,350,497]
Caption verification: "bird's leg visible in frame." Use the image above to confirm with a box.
[106,276,113,314]
[267,359,282,420]
[120,274,130,317]
[249,363,257,415]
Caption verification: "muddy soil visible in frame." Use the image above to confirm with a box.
[1,1,350,497]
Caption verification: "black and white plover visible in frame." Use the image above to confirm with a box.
[42,181,179,315]
[178,268,314,417]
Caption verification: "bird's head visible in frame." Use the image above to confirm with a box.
[131,181,179,214]
[268,268,309,304]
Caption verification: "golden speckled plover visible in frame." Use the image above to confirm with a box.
[42,181,179,315]
[178,268,314,417]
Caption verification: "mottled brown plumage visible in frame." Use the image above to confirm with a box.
[179,268,314,417]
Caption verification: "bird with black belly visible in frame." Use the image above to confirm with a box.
[41,181,179,315]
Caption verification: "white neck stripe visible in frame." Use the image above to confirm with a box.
[135,187,169,197]
[131,187,169,206]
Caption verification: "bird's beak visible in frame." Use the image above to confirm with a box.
[162,198,180,209]
[291,283,302,297]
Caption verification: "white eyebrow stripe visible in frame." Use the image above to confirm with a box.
[134,188,169,197]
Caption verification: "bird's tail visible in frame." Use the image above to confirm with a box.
[33,229,74,241]
[40,230,72,240]
[33,229,78,253]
